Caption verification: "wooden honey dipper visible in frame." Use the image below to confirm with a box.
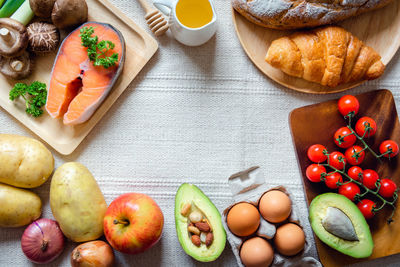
[137,0,169,36]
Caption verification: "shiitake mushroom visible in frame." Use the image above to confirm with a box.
[51,0,88,29]
[27,22,59,54]
[0,51,32,80]
[29,0,56,18]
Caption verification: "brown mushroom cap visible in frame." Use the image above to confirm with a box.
[0,51,32,80]
[29,0,56,18]
[52,0,88,29]
[0,18,28,58]
[27,22,60,54]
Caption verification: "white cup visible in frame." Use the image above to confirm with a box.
[153,0,217,46]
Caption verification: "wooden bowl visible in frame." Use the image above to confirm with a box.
[232,1,400,94]
[289,90,400,267]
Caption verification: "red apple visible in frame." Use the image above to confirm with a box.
[103,193,164,254]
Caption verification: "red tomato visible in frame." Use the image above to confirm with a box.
[355,117,377,137]
[345,146,365,166]
[357,199,376,219]
[339,182,360,201]
[348,166,363,181]
[362,169,379,189]
[338,95,360,117]
[334,127,356,148]
[306,164,326,183]
[324,172,343,189]
[379,179,398,198]
[307,144,327,163]
[328,151,346,170]
[379,140,399,158]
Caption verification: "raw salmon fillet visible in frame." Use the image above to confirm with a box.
[46,22,125,125]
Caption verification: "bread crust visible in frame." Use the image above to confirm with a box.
[265,26,385,87]
[232,0,393,29]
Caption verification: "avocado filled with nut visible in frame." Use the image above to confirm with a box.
[175,183,226,262]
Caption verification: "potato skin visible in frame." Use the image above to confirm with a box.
[0,183,42,227]
[0,134,54,188]
[50,162,107,242]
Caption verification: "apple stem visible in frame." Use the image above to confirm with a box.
[113,219,130,226]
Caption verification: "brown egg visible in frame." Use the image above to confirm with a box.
[274,223,305,256]
[259,190,291,223]
[240,237,274,267]
[227,202,260,237]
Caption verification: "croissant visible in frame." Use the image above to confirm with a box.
[265,26,385,87]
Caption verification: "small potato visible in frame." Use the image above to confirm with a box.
[0,134,54,188]
[0,183,42,227]
[50,162,107,242]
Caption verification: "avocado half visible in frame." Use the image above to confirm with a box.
[175,183,226,262]
[309,193,373,258]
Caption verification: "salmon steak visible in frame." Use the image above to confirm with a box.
[46,22,125,125]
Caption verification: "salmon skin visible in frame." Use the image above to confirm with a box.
[46,22,125,125]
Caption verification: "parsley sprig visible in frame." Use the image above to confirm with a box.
[9,81,47,117]
[79,26,119,69]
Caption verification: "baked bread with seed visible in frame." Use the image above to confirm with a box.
[232,0,393,29]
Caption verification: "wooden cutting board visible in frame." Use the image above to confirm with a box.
[289,90,400,267]
[232,1,400,94]
[0,0,158,155]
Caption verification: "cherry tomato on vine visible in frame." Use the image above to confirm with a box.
[334,127,356,148]
[324,172,343,189]
[338,95,359,117]
[339,182,360,201]
[355,117,377,137]
[345,146,365,166]
[307,144,327,163]
[348,166,363,181]
[357,199,376,219]
[306,164,326,183]
[329,151,346,170]
[379,179,397,198]
[362,169,379,189]
[379,140,399,158]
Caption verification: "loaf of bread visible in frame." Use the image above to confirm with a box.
[232,0,393,29]
[265,26,385,87]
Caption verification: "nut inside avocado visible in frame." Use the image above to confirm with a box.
[322,207,359,241]
[175,183,226,262]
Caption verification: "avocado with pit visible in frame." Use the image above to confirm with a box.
[309,193,373,258]
[175,183,226,262]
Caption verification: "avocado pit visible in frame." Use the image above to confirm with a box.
[322,207,359,241]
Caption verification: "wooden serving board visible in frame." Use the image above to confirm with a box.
[232,1,400,94]
[0,0,158,155]
[289,90,400,267]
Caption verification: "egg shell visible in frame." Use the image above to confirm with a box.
[240,237,274,267]
[227,202,260,237]
[259,190,292,223]
[274,223,306,256]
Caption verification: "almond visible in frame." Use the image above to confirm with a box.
[205,232,213,246]
[195,222,210,232]
[191,235,201,247]
[180,203,191,216]
[188,225,200,235]
[203,218,213,232]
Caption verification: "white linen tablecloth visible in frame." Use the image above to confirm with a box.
[1,0,400,266]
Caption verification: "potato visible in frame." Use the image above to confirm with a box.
[0,183,42,227]
[50,162,107,242]
[0,134,54,188]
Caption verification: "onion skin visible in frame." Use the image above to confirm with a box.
[21,218,65,264]
[71,240,114,267]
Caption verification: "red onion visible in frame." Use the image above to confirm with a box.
[21,218,65,264]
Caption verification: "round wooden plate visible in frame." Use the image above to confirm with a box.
[232,1,400,94]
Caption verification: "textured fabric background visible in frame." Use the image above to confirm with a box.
[1,0,400,266]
